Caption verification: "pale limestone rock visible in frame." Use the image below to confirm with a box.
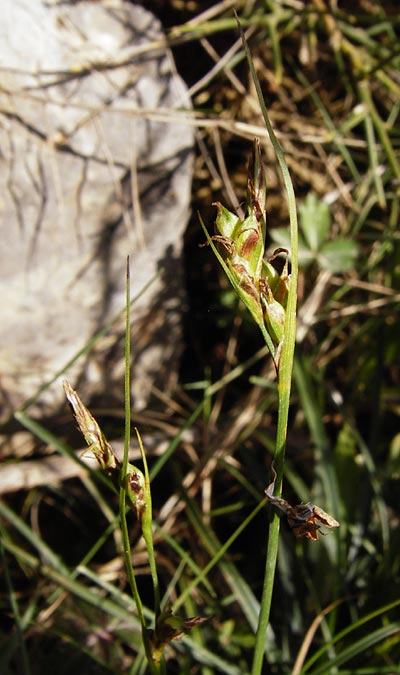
[0,0,193,419]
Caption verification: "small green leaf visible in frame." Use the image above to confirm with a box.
[300,193,331,252]
[318,239,358,272]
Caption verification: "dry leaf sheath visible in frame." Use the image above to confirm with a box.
[63,380,118,473]
[265,465,339,541]
[63,380,146,520]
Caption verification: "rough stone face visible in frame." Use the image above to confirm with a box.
[0,0,194,419]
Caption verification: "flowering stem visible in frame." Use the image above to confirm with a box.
[234,13,299,675]
[120,258,159,674]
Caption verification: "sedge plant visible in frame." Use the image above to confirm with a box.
[200,15,299,675]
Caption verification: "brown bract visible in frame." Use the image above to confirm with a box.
[265,465,340,541]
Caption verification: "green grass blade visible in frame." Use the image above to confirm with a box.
[302,598,400,673]
[173,499,267,617]
[0,529,31,675]
[307,623,400,675]
[179,486,261,632]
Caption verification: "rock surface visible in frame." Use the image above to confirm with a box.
[0,0,193,420]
